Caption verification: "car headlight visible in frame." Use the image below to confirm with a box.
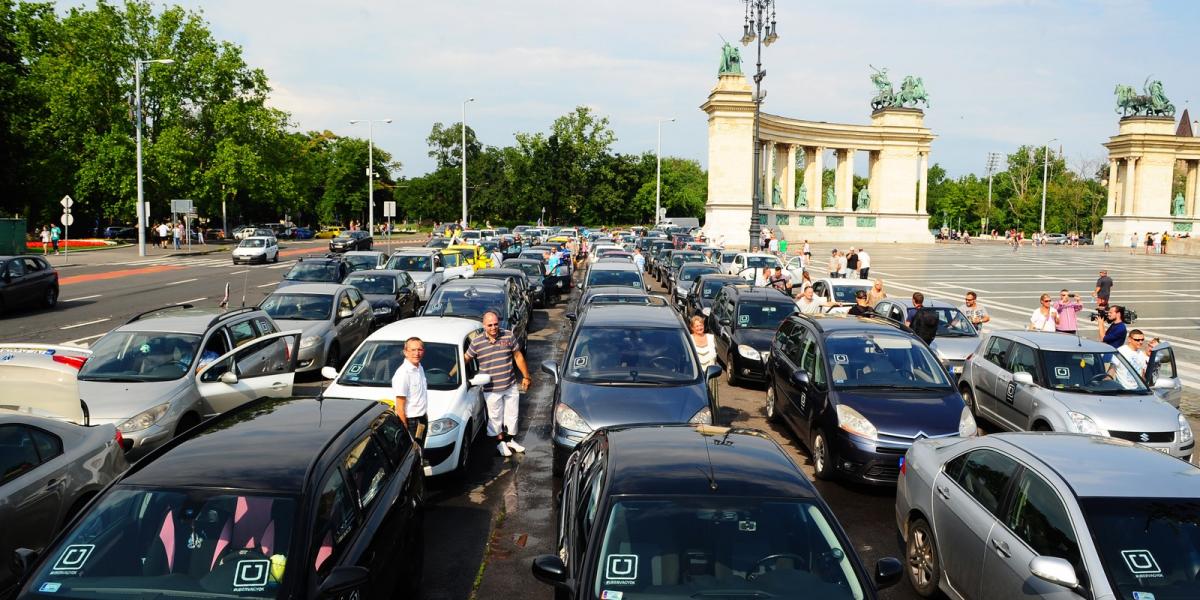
[300,335,324,349]
[836,404,878,440]
[702,307,711,316]
[689,406,713,424]
[372,306,392,315]
[737,344,761,360]
[1065,411,1108,436]
[958,406,978,437]
[428,417,459,436]
[1179,413,1193,445]
[555,403,592,433]
[119,403,170,433]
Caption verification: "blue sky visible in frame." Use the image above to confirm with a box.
[143,0,1200,178]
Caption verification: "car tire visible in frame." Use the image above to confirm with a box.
[175,413,201,438]
[765,383,781,423]
[44,285,59,308]
[452,421,473,478]
[811,430,834,480]
[272,252,279,263]
[906,518,941,597]
[960,384,978,418]
[726,353,740,386]
[325,343,341,370]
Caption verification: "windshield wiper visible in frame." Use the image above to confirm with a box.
[691,592,771,599]
[334,380,370,387]
[78,376,145,383]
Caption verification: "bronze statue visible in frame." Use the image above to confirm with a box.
[719,43,743,75]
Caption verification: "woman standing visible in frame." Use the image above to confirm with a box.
[1028,294,1059,332]
[690,316,716,371]
[867,278,887,305]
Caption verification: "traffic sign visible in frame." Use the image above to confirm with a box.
[62,207,71,214]
[383,201,396,217]
[60,195,74,208]
[60,213,74,226]
[170,199,194,214]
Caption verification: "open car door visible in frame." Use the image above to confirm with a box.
[0,347,91,424]
[1148,341,1182,409]
[196,331,301,415]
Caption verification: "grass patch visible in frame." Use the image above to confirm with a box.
[469,501,508,600]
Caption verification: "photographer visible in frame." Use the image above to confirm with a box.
[1097,304,1128,348]
[1053,289,1083,335]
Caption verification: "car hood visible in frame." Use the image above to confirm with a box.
[363,294,397,307]
[930,335,981,361]
[559,380,708,428]
[272,319,330,337]
[232,246,266,254]
[78,379,189,422]
[676,280,695,293]
[407,271,435,283]
[323,382,467,421]
[1047,389,1181,431]
[733,329,775,352]
[833,387,964,438]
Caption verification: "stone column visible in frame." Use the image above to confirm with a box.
[763,142,774,208]
[1124,157,1137,216]
[783,144,797,209]
[1186,159,1198,218]
[808,147,824,212]
[1107,158,1119,216]
[918,152,929,214]
[866,151,880,213]
[834,149,854,212]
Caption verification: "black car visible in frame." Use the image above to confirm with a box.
[663,250,706,291]
[502,258,550,307]
[581,262,644,292]
[12,396,425,599]
[683,273,743,321]
[329,230,373,253]
[474,267,537,314]
[532,424,902,599]
[519,249,571,300]
[343,269,419,327]
[671,261,722,308]
[1,255,59,314]
[424,237,451,249]
[765,314,975,484]
[423,279,530,351]
[708,284,796,385]
[650,248,674,282]
[541,303,722,474]
[574,285,653,312]
[278,255,351,289]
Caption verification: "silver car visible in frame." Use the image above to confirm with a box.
[387,249,447,303]
[960,331,1191,461]
[873,298,981,376]
[258,283,373,372]
[897,432,1200,600]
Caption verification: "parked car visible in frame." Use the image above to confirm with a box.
[518,249,571,299]
[897,432,1200,600]
[501,258,549,307]
[725,252,784,279]
[314,225,343,239]
[10,396,426,599]
[661,250,706,291]
[0,255,59,314]
[422,279,529,351]
[708,284,797,385]
[683,273,743,320]
[959,331,1190,459]
[542,302,722,474]
[873,298,981,376]
[291,226,314,239]
[101,226,137,239]
[343,269,419,327]
[342,250,389,272]
[473,268,536,317]
[322,317,492,476]
[329,230,373,252]
[574,285,654,313]
[671,261,723,307]
[765,314,975,484]
[447,243,491,270]
[231,236,280,264]
[811,278,875,313]
[387,249,447,303]
[533,424,903,598]
[581,261,644,292]
[439,249,475,281]
[278,255,351,289]
[258,283,373,373]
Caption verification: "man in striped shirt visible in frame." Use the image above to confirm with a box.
[466,310,533,457]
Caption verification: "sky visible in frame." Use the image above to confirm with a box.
[102,0,1200,178]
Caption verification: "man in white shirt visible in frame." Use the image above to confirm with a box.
[1117,329,1156,381]
[795,286,826,315]
[489,247,504,269]
[391,337,429,443]
[857,248,871,279]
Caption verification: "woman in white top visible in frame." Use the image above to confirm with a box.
[1028,293,1059,332]
[689,315,716,371]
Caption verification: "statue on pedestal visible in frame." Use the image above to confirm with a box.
[1115,78,1175,117]
[856,187,871,212]
[870,65,930,110]
[823,187,836,209]
[718,43,743,76]
[771,179,782,207]
[1173,192,1186,216]
[796,182,808,208]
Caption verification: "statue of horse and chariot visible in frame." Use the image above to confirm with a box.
[1114,78,1175,117]
[869,65,929,111]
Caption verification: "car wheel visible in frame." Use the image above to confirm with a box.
[726,353,740,386]
[552,446,567,476]
[765,383,781,423]
[325,343,341,370]
[453,421,473,476]
[960,384,978,418]
[811,430,834,480]
[175,413,201,438]
[272,252,279,263]
[906,518,941,597]
[44,285,59,308]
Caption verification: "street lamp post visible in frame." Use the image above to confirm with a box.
[461,98,475,229]
[655,117,675,226]
[349,118,392,235]
[741,0,779,250]
[134,57,174,257]
[1040,138,1057,234]
[985,151,1001,234]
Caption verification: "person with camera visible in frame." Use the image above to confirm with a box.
[1097,304,1128,348]
[1052,289,1084,335]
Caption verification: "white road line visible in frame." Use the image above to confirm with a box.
[176,297,207,305]
[60,318,110,330]
[229,270,248,275]
[63,294,102,302]
[267,263,292,269]
[257,282,277,288]
[65,333,105,344]
[165,278,199,286]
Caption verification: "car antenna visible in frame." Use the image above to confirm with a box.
[698,435,719,491]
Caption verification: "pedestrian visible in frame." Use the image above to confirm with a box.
[1153,231,1162,254]
[1029,293,1059,332]
[197,226,206,245]
[867,278,887,305]
[1117,329,1157,381]
[905,292,926,326]
[767,235,779,254]
[157,222,170,249]
[959,291,990,331]
[828,249,840,278]
[50,223,61,254]
[1129,231,1138,255]
[1145,232,1153,255]
[837,250,848,279]
[391,337,429,444]
[464,310,533,457]
[633,247,645,272]
[489,246,503,269]
[1052,289,1083,335]
[39,226,50,255]
[767,267,790,294]
[910,303,939,345]
[1103,233,1111,252]
[689,315,717,371]
[1161,232,1169,255]
[847,289,874,316]
[1098,304,1128,348]
[846,248,859,279]
[802,240,811,259]
[857,247,871,279]
[173,222,183,250]
[795,285,825,315]
[1093,269,1113,311]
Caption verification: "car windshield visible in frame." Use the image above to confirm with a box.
[78,332,202,382]
[442,253,461,267]
[283,262,339,282]
[510,262,542,277]
[345,274,395,295]
[586,270,643,289]
[389,255,431,271]
[334,233,354,240]
[701,279,734,299]
[720,253,736,264]
[337,340,461,390]
[259,294,333,321]
[745,256,782,270]
[239,239,266,248]
[593,497,865,600]
[462,231,480,239]
[828,285,869,303]
[585,294,653,306]
[26,486,297,599]
[926,307,977,336]
[565,326,696,383]
[679,265,720,282]
[671,254,702,268]
[1041,350,1150,393]
[736,301,794,329]
[343,255,378,271]
[826,332,951,388]
[425,288,507,319]
[1083,497,1200,600]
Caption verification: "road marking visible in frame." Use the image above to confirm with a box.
[64,333,106,344]
[229,270,248,275]
[267,263,292,269]
[60,318,110,330]
[257,282,277,288]
[165,278,199,286]
[176,297,207,305]
[63,294,102,302]
[60,265,184,285]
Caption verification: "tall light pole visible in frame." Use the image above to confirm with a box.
[349,118,391,234]
[461,98,475,229]
[655,117,675,226]
[742,0,779,250]
[1040,138,1057,234]
[134,57,174,257]
[984,151,1001,234]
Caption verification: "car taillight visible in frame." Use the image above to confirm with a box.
[52,354,87,370]
[899,456,906,476]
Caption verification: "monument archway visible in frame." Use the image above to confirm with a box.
[1100,113,1200,240]
[701,65,935,248]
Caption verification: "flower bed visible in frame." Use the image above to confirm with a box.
[25,238,119,249]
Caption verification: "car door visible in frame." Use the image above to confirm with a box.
[980,467,1087,600]
[932,448,1022,600]
[999,342,1041,430]
[0,423,69,583]
[22,258,54,302]
[1148,342,1182,408]
[346,288,372,342]
[710,292,733,360]
[795,326,829,441]
[785,255,805,282]
[196,331,301,414]
[343,422,418,594]
[396,273,417,317]
[974,336,1013,421]
[2,258,32,308]
[812,280,830,304]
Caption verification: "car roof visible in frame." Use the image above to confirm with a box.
[268,283,347,295]
[989,330,1114,352]
[475,268,526,278]
[795,313,908,335]
[680,262,720,270]
[582,285,650,297]
[124,397,377,492]
[886,298,957,310]
[504,258,540,265]
[588,262,640,272]
[990,433,1200,498]
[697,273,743,282]
[602,425,816,498]
[242,236,274,241]
[345,269,405,278]
[438,279,506,293]
[121,306,256,334]
[366,316,483,342]
[395,248,439,255]
[725,285,793,302]
[343,250,384,256]
[578,303,681,328]
[820,278,874,287]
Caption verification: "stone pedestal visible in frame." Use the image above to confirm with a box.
[701,74,756,248]
[1100,116,1200,242]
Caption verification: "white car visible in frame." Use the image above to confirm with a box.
[809,278,875,314]
[231,236,279,264]
[321,316,491,477]
[726,252,783,279]
[588,243,620,265]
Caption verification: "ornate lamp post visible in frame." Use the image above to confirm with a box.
[742,0,778,250]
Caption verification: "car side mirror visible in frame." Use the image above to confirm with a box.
[541,360,559,383]
[321,366,339,380]
[338,308,354,319]
[1012,371,1034,386]
[790,370,810,386]
[874,557,903,589]
[530,555,569,586]
[469,373,492,387]
[12,548,37,578]
[219,371,239,385]
[719,318,731,327]
[565,312,577,322]
[318,565,371,597]
[436,266,445,273]
[705,364,723,380]
[1029,556,1079,590]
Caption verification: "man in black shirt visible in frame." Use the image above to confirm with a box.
[846,248,860,278]
[1093,269,1113,310]
[847,289,874,316]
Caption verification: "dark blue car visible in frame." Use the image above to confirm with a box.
[541,303,722,474]
[765,315,977,485]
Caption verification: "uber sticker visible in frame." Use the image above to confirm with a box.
[1054,367,1070,379]
[1132,592,1156,600]
[738,315,750,326]
[1121,550,1162,578]
[38,583,61,593]
[50,544,94,575]
[232,559,271,590]
[1005,381,1017,405]
[833,354,849,364]
[601,592,624,600]
[605,554,638,582]
[738,520,757,532]
[573,356,588,368]
[0,354,11,362]
[349,364,363,374]
[138,343,151,354]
